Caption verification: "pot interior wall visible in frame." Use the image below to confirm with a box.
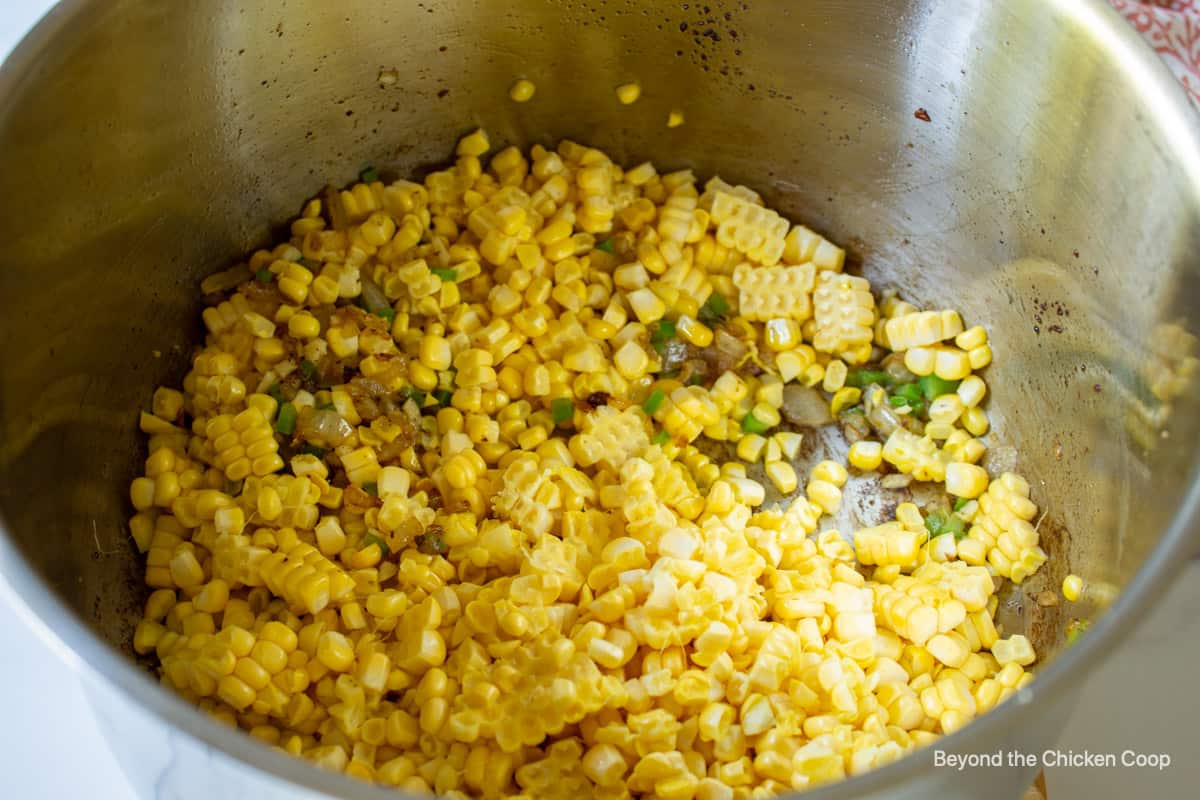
[1,0,1198,670]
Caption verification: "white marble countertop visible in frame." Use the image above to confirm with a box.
[0,2,1197,798]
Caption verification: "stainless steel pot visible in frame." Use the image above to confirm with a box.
[1,0,1198,798]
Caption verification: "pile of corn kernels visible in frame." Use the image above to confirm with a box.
[128,128,1047,799]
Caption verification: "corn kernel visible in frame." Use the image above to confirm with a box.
[962,407,989,436]
[765,461,798,494]
[615,82,642,104]
[848,440,882,471]
[945,462,988,499]
[509,78,536,102]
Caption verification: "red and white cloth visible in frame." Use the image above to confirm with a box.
[1112,0,1200,102]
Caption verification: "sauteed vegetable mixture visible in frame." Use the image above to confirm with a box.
[128,129,1047,798]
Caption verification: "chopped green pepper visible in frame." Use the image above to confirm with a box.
[317,403,336,411]
[925,509,967,540]
[918,374,960,402]
[643,388,666,415]
[255,268,274,283]
[431,267,457,282]
[649,320,676,356]
[944,516,967,540]
[892,383,924,405]
[275,402,298,435]
[1066,619,1090,645]
[651,430,671,445]
[299,359,317,380]
[889,384,925,415]
[362,482,379,497]
[267,383,284,404]
[953,497,968,512]
[434,389,453,407]
[359,166,380,183]
[888,395,924,416]
[415,526,448,555]
[699,292,730,324]
[595,238,615,254]
[741,412,769,435]
[362,533,390,557]
[300,443,327,458]
[404,388,427,407]
[846,369,894,388]
[551,397,575,425]
[840,405,865,415]
[377,307,396,325]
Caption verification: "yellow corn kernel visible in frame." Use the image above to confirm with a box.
[613,341,651,379]
[992,635,1036,667]
[955,325,988,350]
[628,288,667,323]
[509,78,536,102]
[676,315,714,348]
[773,432,803,461]
[812,460,848,487]
[749,402,781,428]
[457,128,490,157]
[765,318,802,352]
[615,82,641,104]
[962,407,989,436]
[956,375,987,408]
[419,335,453,371]
[968,344,993,370]
[168,548,205,588]
[904,347,936,376]
[830,386,861,415]
[408,362,439,393]
[823,359,848,392]
[848,440,882,470]
[801,362,825,387]
[152,387,184,420]
[317,631,355,672]
[667,109,685,128]
[130,477,156,510]
[933,347,972,381]
[1062,574,1084,602]
[774,349,811,383]
[945,462,988,498]
[765,461,798,494]
[736,434,767,463]
[807,479,841,514]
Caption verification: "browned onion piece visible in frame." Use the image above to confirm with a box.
[780,384,833,427]
[863,383,903,436]
[704,328,750,377]
[359,273,391,315]
[880,473,913,490]
[881,352,918,384]
[841,411,872,443]
[298,407,354,446]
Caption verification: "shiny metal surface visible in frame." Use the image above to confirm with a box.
[0,0,1198,798]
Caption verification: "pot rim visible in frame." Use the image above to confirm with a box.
[1,1,1197,798]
